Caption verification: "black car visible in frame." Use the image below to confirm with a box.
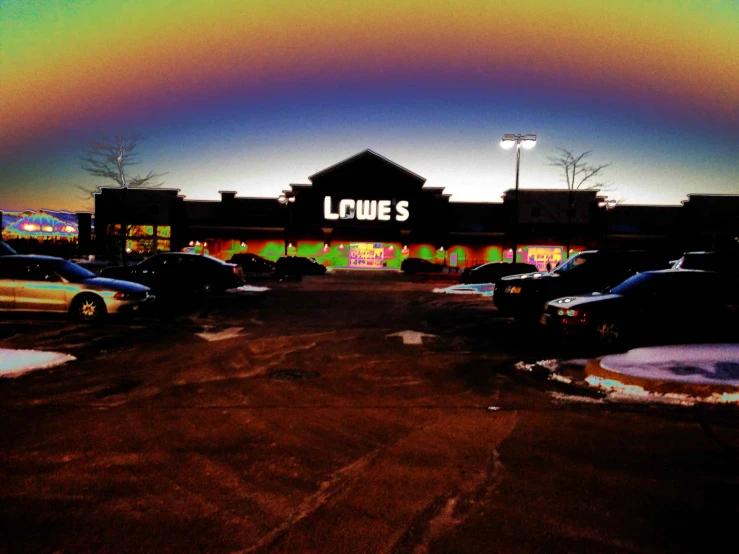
[274,256,327,278]
[0,241,17,256]
[229,253,275,275]
[101,252,244,294]
[459,262,538,284]
[673,251,739,280]
[493,250,672,320]
[400,258,445,274]
[541,270,739,346]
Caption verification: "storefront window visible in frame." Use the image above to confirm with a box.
[108,224,171,256]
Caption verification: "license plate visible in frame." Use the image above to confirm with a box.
[540,314,548,325]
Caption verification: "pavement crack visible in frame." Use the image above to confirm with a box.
[390,446,508,554]
[238,448,382,554]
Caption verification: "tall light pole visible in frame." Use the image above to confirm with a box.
[277,193,295,256]
[501,134,536,263]
[598,198,617,250]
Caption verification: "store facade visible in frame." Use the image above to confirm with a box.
[89,149,739,268]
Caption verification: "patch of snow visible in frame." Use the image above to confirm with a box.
[548,373,573,384]
[196,327,244,342]
[433,283,496,296]
[549,392,605,404]
[600,344,739,387]
[227,285,270,293]
[515,359,559,373]
[560,358,590,368]
[0,348,76,378]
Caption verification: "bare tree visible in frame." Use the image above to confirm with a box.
[547,148,612,257]
[80,134,166,189]
[80,134,167,262]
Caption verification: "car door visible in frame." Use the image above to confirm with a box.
[626,275,688,338]
[0,258,19,309]
[128,256,167,289]
[14,260,68,312]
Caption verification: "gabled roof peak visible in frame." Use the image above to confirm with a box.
[308,149,426,183]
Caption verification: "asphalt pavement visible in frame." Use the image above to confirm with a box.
[1,271,737,553]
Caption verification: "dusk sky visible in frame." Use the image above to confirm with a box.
[1,0,737,212]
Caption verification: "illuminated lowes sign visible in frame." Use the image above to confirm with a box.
[324,196,409,222]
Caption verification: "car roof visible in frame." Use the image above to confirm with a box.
[642,269,718,275]
[156,252,230,264]
[0,254,66,262]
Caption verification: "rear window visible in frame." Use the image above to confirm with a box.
[610,271,719,296]
[50,260,96,282]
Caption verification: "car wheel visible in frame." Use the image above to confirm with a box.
[71,294,106,323]
[595,320,622,347]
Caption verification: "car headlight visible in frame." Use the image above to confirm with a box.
[504,286,522,294]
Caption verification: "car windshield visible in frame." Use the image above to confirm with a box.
[552,253,593,274]
[609,273,657,295]
[51,260,96,282]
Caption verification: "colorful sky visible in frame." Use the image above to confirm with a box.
[1,0,737,212]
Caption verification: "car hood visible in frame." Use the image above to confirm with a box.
[546,292,622,309]
[80,277,150,293]
[499,271,555,285]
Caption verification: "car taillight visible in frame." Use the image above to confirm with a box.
[114,292,126,299]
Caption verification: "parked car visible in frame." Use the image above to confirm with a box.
[0,255,154,322]
[274,256,327,278]
[400,258,445,274]
[493,250,672,320]
[540,270,738,346]
[0,241,17,256]
[229,253,275,275]
[459,262,538,284]
[100,252,244,294]
[673,251,739,280]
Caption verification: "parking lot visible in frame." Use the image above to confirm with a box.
[2,271,738,553]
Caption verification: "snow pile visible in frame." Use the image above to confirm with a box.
[0,348,76,378]
[584,375,739,406]
[433,283,496,296]
[600,344,739,387]
[227,285,270,293]
[514,359,559,373]
[549,392,605,404]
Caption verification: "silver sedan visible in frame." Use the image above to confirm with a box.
[0,255,154,322]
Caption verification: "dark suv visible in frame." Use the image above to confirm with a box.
[673,251,739,280]
[493,250,672,320]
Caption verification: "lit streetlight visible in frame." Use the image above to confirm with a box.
[599,198,617,249]
[501,133,536,262]
[277,193,296,256]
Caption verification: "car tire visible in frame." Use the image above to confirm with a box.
[70,294,106,323]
